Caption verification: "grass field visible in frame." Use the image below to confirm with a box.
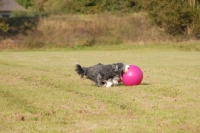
[0,46,200,133]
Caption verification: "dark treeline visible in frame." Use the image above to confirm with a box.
[11,0,200,36]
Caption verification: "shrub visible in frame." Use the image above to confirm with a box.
[141,0,200,36]
[0,21,9,33]
[15,0,33,9]
[0,17,39,36]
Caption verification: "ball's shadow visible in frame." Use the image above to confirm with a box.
[140,83,150,85]
[115,82,150,87]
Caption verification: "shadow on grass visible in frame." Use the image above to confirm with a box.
[90,82,150,87]
[118,82,150,86]
[140,83,150,85]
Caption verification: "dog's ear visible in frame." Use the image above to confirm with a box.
[117,64,126,80]
[118,67,124,79]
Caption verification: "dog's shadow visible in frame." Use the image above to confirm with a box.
[91,82,150,87]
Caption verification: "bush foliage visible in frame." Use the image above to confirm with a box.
[141,0,200,35]
[15,0,33,9]
[14,0,200,36]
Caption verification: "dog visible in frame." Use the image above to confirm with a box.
[75,63,129,87]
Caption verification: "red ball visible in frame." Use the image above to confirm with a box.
[122,65,143,86]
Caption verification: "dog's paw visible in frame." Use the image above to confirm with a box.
[106,81,113,87]
[112,79,119,85]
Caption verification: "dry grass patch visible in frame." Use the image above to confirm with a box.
[1,13,172,50]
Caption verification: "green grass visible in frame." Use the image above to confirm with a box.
[0,46,200,133]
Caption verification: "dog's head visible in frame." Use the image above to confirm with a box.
[112,63,130,79]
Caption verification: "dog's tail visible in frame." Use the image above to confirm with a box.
[75,64,86,78]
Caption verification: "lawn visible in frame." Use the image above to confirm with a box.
[0,46,200,133]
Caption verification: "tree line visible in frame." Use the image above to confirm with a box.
[1,0,200,36]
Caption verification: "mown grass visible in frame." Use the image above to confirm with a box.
[0,46,200,133]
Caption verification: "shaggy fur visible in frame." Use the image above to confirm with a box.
[75,63,129,87]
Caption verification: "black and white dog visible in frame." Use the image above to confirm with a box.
[75,63,129,87]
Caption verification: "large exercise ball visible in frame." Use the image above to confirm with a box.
[122,65,143,86]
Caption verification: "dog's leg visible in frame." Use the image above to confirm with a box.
[112,76,120,86]
[105,79,113,87]
[96,73,103,87]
